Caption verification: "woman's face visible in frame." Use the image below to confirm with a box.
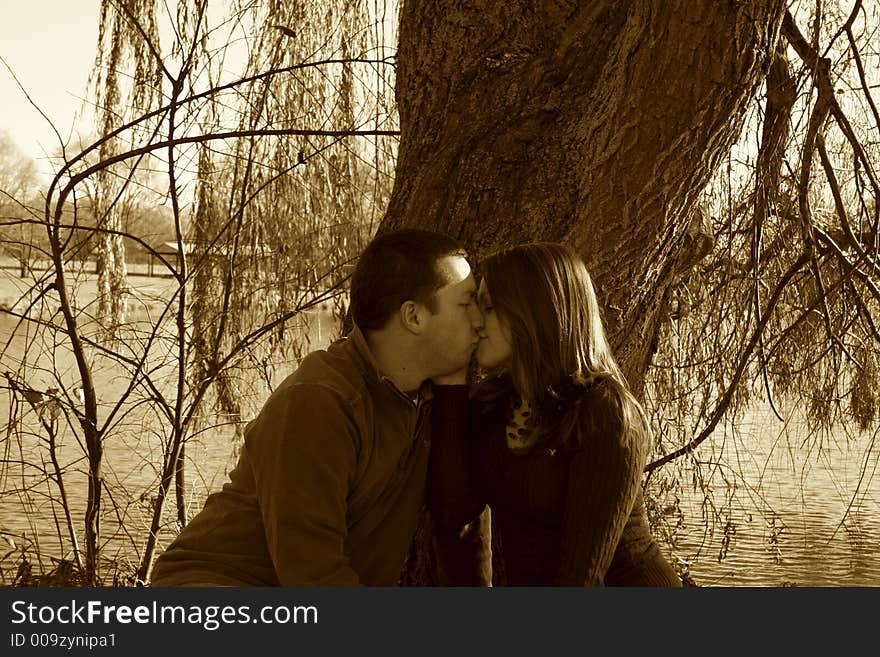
[475,279,513,369]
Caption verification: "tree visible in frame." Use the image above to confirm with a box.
[385,0,784,390]
[0,130,40,276]
[385,1,880,583]
[93,3,158,336]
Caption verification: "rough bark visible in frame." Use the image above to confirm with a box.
[384,0,785,388]
[385,0,787,584]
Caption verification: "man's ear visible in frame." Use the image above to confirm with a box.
[400,300,427,335]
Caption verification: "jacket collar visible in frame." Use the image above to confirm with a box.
[347,323,433,406]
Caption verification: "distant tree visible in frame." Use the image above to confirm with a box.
[88,0,165,334]
[0,129,40,275]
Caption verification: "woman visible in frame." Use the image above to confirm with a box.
[428,242,681,586]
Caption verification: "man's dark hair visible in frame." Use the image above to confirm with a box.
[350,229,467,332]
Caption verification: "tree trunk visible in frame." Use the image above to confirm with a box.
[82,426,103,585]
[384,0,786,584]
[95,213,128,336]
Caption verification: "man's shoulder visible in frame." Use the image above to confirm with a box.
[243,343,371,449]
[280,338,369,404]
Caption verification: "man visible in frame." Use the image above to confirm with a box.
[150,229,482,586]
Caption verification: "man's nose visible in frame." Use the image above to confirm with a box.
[467,303,484,329]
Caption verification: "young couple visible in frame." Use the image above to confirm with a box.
[150,229,681,587]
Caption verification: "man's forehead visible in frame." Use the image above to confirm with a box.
[436,255,473,286]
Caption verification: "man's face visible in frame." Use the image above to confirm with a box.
[420,255,482,377]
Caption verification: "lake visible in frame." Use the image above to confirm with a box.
[667,408,880,586]
[0,268,340,581]
[1,271,879,586]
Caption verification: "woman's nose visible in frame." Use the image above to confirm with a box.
[468,304,484,328]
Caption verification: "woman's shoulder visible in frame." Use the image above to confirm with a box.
[579,376,624,414]
[567,376,638,446]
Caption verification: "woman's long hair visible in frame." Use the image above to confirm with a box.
[478,242,648,450]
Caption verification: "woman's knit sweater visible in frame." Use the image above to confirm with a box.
[428,383,679,586]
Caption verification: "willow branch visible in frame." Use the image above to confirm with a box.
[45,57,397,210]
[646,253,812,472]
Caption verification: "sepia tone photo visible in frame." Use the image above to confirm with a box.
[1,0,879,588]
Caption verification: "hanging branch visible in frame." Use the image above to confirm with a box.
[646,253,812,472]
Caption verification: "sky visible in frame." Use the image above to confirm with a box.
[0,1,100,175]
[0,1,398,192]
